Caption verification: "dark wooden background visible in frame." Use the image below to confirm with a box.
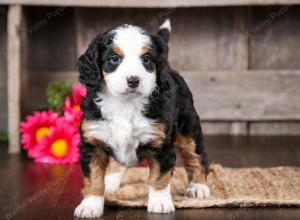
[1,5,300,135]
[0,6,7,131]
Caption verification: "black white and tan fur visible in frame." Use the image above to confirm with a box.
[74,19,210,218]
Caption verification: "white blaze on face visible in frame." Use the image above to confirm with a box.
[105,25,156,97]
[89,26,159,167]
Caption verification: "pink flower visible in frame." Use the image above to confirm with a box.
[34,118,80,164]
[20,111,59,158]
[20,84,85,164]
[71,84,86,110]
[63,84,86,127]
[63,97,83,127]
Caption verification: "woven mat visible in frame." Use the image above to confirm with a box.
[105,164,300,208]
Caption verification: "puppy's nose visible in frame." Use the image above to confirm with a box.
[127,76,140,89]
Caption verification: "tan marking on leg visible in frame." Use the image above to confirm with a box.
[82,147,109,198]
[146,152,173,190]
[175,134,206,184]
[106,156,126,175]
[149,123,166,148]
[104,156,127,192]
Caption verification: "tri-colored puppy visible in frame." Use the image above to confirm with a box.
[74,19,210,218]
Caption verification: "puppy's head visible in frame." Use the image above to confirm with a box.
[78,24,168,98]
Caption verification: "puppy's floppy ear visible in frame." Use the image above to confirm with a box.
[151,34,169,72]
[78,34,104,90]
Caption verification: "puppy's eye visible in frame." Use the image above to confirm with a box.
[110,55,121,64]
[142,54,150,63]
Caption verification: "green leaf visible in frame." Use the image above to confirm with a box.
[0,130,8,142]
[47,81,71,114]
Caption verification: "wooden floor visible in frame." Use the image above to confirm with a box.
[0,136,300,220]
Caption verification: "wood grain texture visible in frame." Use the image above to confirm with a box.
[0,6,7,130]
[7,5,22,153]
[250,6,300,70]
[168,7,249,71]
[24,7,76,72]
[202,122,248,135]
[75,8,167,58]
[75,7,248,71]
[250,122,300,135]
[0,0,299,7]
[182,70,300,121]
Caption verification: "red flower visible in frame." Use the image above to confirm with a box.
[34,118,80,164]
[20,111,59,158]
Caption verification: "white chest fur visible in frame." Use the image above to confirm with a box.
[84,93,157,166]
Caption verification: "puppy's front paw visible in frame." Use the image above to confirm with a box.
[74,196,104,218]
[147,184,175,214]
[186,183,210,199]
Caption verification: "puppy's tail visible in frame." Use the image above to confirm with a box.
[157,19,171,44]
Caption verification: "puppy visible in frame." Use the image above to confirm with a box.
[74,19,210,218]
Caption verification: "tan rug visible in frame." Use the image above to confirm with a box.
[105,164,300,208]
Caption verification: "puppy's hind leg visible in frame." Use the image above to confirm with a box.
[176,134,210,199]
[105,156,127,192]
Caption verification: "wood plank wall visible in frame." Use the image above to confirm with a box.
[0,6,7,130]
[74,7,249,71]
[250,6,300,69]
[7,5,22,152]
[22,7,76,114]
[5,5,300,135]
